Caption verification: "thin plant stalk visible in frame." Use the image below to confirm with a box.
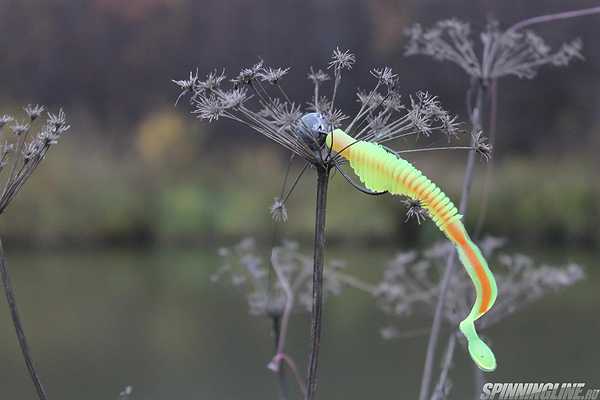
[271,315,290,400]
[418,81,486,400]
[508,5,600,32]
[0,238,48,400]
[270,164,291,400]
[279,353,308,398]
[306,165,330,400]
[473,361,486,400]
[431,335,456,400]
[475,78,498,238]
[268,245,310,397]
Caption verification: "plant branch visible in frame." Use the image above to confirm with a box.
[282,162,310,204]
[508,5,600,32]
[397,146,476,154]
[0,238,48,400]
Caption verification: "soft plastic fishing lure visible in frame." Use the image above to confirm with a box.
[326,128,498,372]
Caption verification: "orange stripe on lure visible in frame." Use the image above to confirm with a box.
[326,128,498,372]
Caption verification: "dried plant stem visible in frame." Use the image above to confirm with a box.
[271,315,290,400]
[508,5,600,32]
[398,146,476,154]
[431,335,456,400]
[475,78,498,238]
[270,169,291,400]
[306,165,330,400]
[418,82,485,400]
[280,353,308,397]
[0,238,48,400]
[269,248,296,399]
[473,362,486,399]
[2,128,30,199]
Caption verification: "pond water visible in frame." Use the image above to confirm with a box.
[0,245,597,399]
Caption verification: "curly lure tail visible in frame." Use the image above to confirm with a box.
[326,129,498,372]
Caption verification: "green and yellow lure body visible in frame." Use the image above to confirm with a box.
[326,129,498,372]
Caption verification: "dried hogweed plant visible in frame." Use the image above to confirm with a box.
[406,16,584,233]
[405,19,582,80]
[214,238,375,399]
[404,11,595,399]
[174,48,476,400]
[0,105,70,400]
[376,238,584,399]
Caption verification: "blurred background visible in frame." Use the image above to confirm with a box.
[0,0,598,399]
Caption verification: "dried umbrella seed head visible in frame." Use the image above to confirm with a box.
[376,237,584,336]
[0,107,70,214]
[473,131,493,161]
[232,60,265,87]
[10,122,30,136]
[402,199,429,224]
[197,69,227,93]
[405,19,583,80]
[270,197,288,223]
[328,47,356,71]
[24,104,45,121]
[259,67,291,84]
[174,48,463,168]
[307,68,330,84]
[370,66,399,88]
[192,95,226,122]
[0,115,14,128]
[213,239,351,316]
[172,69,199,105]
[42,109,70,144]
[215,238,372,396]
[405,91,459,139]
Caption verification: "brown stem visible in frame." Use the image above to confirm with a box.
[305,165,330,400]
[0,238,48,400]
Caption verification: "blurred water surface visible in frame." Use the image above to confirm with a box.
[0,245,597,400]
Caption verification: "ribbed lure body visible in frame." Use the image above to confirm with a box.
[326,129,498,372]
